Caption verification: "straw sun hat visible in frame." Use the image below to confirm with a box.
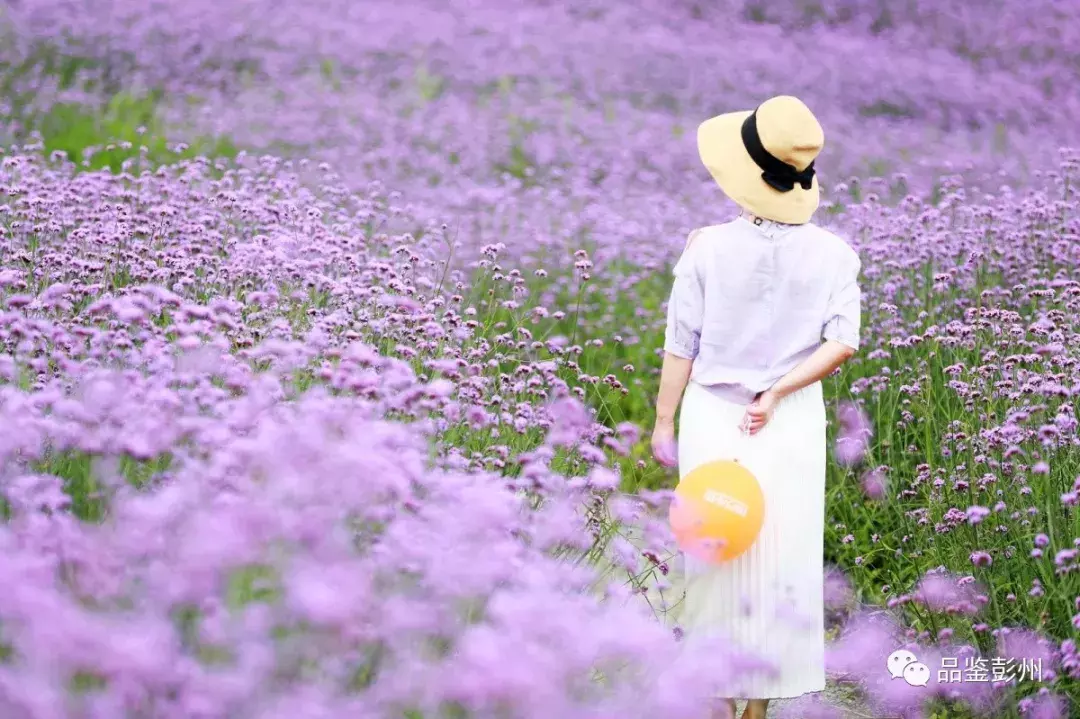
[697,95,824,225]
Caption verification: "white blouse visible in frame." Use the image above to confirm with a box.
[664,215,862,404]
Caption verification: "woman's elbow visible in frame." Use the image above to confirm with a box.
[663,350,697,368]
[825,339,857,361]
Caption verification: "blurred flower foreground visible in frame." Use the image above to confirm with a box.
[0,1,1079,717]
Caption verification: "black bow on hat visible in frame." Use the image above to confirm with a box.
[740,110,816,193]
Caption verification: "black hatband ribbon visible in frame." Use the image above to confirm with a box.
[740,109,815,193]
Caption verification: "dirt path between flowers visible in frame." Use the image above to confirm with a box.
[768,682,876,718]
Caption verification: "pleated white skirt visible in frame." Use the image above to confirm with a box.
[676,380,827,699]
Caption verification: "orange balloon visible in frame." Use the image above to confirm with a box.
[669,459,765,563]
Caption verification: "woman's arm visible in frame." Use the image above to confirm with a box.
[655,353,694,424]
[765,340,854,401]
[743,340,855,434]
[652,231,705,465]
[652,352,693,466]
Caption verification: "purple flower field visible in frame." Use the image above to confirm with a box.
[0,1,1079,717]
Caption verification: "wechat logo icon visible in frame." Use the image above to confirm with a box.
[887,649,930,687]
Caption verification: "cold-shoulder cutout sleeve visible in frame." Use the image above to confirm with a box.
[664,230,706,359]
[822,249,862,350]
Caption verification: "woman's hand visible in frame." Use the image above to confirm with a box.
[742,390,780,435]
[651,418,678,468]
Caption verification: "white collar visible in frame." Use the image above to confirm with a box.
[738,213,801,237]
